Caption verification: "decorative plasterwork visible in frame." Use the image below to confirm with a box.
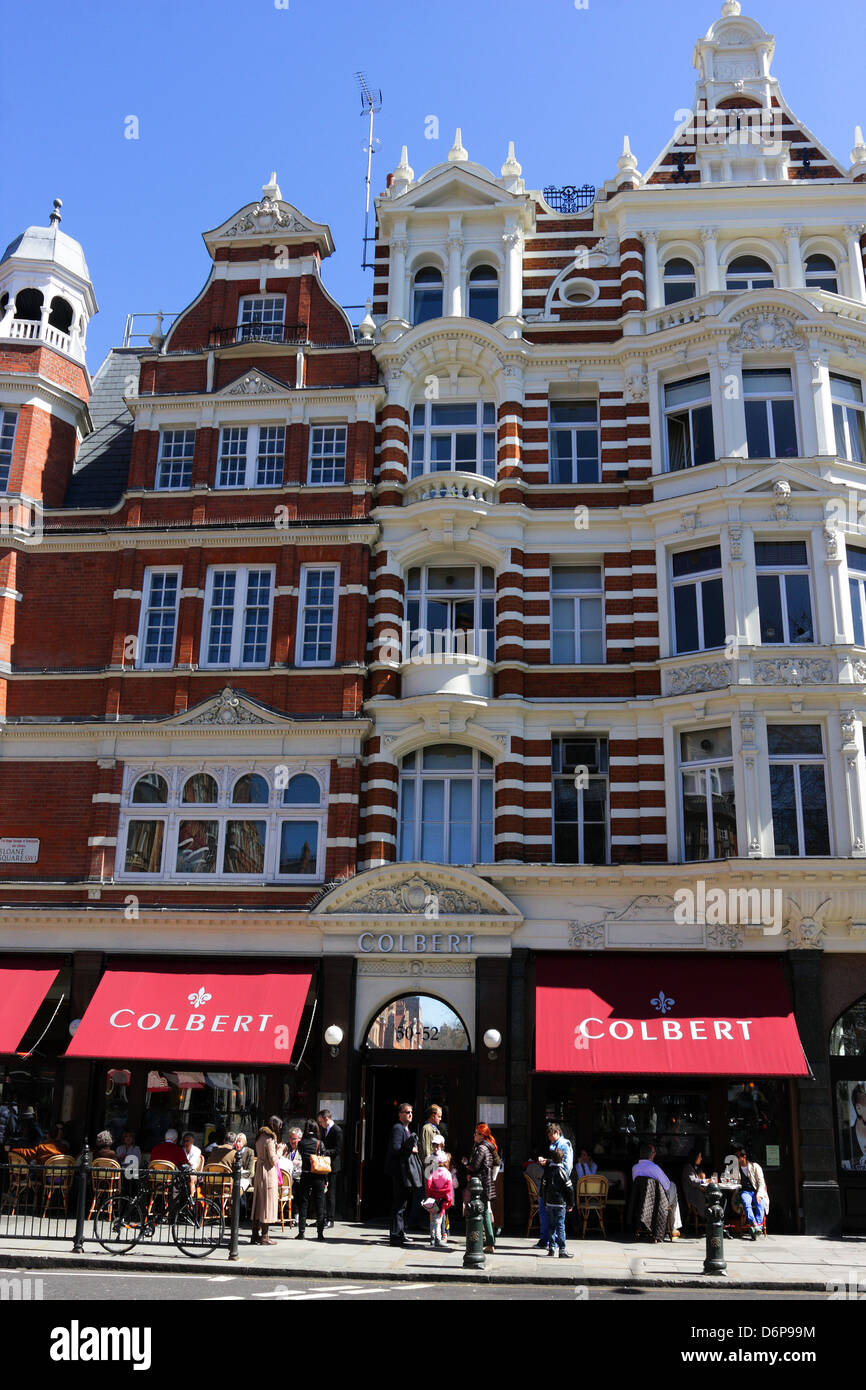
[312,864,522,922]
[224,198,312,238]
[224,373,281,397]
[705,923,744,950]
[783,895,831,950]
[753,659,833,685]
[727,312,806,352]
[666,663,732,695]
[568,921,605,950]
[191,686,272,727]
[357,959,474,977]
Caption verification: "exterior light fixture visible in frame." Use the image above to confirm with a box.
[324,1024,344,1057]
[483,1028,502,1058]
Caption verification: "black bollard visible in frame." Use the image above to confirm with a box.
[228,1149,241,1261]
[702,1180,727,1276]
[72,1138,91,1254]
[463,1174,486,1271]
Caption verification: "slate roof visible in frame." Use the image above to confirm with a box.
[65,347,143,508]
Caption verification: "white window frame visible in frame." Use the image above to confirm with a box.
[156,429,196,490]
[398,747,494,865]
[743,369,799,459]
[200,565,275,669]
[551,735,610,866]
[767,725,831,858]
[137,567,182,669]
[411,267,444,325]
[548,400,601,484]
[467,264,499,323]
[662,257,697,305]
[238,295,286,342]
[848,545,866,645]
[0,408,18,491]
[804,254,839,293]
[410,400,496,479]
[725,256,775,291]
[755,541,814,645]
[664,374,715,472]
[405,563,495,662]
[216,424,286,488]
[679,727,737,862]
[831,375,866,464]
[550,566,604,664]
[671,545,726,654]
[296,564,339,667]
[118,767,327,883]
[308,424,348,485]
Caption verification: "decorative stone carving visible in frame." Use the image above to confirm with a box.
[197,687,271,726]
[783,895,830,950]
[728,314,805,352]
[226,373,279,396]
[568,921,605,950]
[706,923,744,950]
[824,526,840,559]
[343,874,486,916]
[729,526,744,559]
[357,958,474,976]
[841,710,859,746]
[853,662,866,684]
[667,663,732,695]
[225,198,310,237]
[724,28,753,45]
[739,711,756,745]
[624,368,649,402]
[753,659,833,685]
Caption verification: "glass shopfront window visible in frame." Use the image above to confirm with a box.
[590,1089,711,1162]
[1,966,72,1144]
[831,998,866,1189]
[103,1067,271,1153]
[725,1079,786,1174]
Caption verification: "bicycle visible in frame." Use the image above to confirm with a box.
[93,1165,225,1257]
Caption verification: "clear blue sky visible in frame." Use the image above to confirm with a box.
[3,0,863,368]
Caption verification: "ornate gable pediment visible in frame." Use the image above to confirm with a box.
[162,686,289,729]
[312,864,522,922]
[216,369,292,399]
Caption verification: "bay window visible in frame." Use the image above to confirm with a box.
[399,744,494,864]
[406,563,494,661]
[665,375,715,470]
[411,400,496,478]
[680,727,738,861]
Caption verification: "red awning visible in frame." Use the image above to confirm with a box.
[0,965,60,1054]
[535,955,809,1076]
[66,967,312,1065]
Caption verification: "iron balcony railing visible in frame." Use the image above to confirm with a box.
[542,184,597,213]
[208,323,309,348]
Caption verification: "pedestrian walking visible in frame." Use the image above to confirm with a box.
[296,1119,329,1240]
[423,1135,454,1250]
[317,1108,343,1227]
[464,1122,499,1254]
[250,1116,281,1246]
[385,1101,423,1246]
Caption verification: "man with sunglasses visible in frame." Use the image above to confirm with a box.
[385,1102,422,1247]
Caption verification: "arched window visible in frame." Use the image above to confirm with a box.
[412,267,443,324]
[282,774,321,806]
[468,264,499,323]
[726,255,775,291]
[48,296,74,334]
[14,288,43,322]
[805,253,839,294]
[232,773,269,804]
[406,563,495,661]
[365,995,470,1051]
[131,773,168,804]
[663,257,697,305]
[182,773,218,804]
[399,744,494,864]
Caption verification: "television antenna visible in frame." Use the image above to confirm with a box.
[356,71,383,272]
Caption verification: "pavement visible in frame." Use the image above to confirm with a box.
[1,1222,864,1290]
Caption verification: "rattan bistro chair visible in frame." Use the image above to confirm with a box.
[1,1153,38,1215]
[41,1154,76,1217]
[88,1157,122,1218]
[523,1171,540,1237]
[200,1162,233,1217]
[576,1173,609,1239]
[145,1160,176,1218]
[277,1172,293,1230]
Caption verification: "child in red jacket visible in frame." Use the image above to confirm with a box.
[423,1138,454,1250]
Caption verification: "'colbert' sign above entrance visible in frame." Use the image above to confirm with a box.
[358,932,473,954]
[66,967,312,1065]
[535,955,809,1076]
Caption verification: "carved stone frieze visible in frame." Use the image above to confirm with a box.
[357,958,474,976]
[667,663,732,695]
[728,313,805,352]
[753,659,833,685]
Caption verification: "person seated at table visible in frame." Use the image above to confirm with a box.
[734,1146,769,1239]
[116,1131,141,1165]
[93,1130,117,1160]
[683,1146,709,1220]
[632,1142,682,1238]
[181,1132,203,1170]
[204,1126,225,1159]
[9,1135,62,1165]
[280,1127,303,1183]
[149,1127,187,1167]
[574,1147,597,1179]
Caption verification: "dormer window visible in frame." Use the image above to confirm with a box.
[412,267,443,325]
[805,254,839,294]
[468,265,499,323]
[238,295,285,343]
[726,255,775,292]
[663,257,697,305]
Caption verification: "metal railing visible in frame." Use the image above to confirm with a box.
[542,184,596,213]
[208,323,308,348]
[0,1147,242,1258]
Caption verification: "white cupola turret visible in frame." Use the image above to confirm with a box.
[0,199,97,365]
[692,2,777,112]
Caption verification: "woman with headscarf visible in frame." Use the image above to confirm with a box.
[250,1116,281,1246]
[465,1122,500,1254]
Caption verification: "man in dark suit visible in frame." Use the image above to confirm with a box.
[384,1101,420,1246]
[317,1108,343,1227]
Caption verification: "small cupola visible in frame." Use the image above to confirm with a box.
[0,199,97,363]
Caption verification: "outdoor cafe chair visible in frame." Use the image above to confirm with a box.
[145,1160,176,1218]
[523,1170,540,1237]
[88,1157,122,1218]
[41,1154,76,1218]
[1,1153,38,1215]
[576,1173,609,1239]
[200,1162,233,1217]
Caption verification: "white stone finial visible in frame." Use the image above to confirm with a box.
[49,197,62,227]
[262,171,282,201]
[501,141,522,178]
[721,0,741,15]
[616,135,641,189]
[358,299,377,341]
[448,128,468,163]
[391,144,415,196]
[851,125,866,171]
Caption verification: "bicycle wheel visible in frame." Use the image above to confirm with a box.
[172,1194,225,1257]
[93,1193,149,1255]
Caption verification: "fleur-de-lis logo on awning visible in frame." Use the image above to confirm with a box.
[651,991,675,1015]
[187,987,212,1008]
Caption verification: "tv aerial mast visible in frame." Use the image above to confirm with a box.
[356,71,383,272]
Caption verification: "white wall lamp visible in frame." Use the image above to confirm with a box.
[482,1028,502,1060]
[324,1025,344,1058]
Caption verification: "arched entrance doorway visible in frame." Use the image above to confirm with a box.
[356,993,473,1221]
[830,995,866,1229]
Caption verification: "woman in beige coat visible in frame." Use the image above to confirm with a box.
[251,1116,282,1245]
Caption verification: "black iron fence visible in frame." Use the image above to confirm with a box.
[0,1148,242,1258]
[207,323,309,348]
[542,184,596,213]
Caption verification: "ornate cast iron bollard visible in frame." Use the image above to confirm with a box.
[72,1138,91,1254]
[228,1150,242,1261]
[463,1175,486,1270]
[703,1180,727,1276]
